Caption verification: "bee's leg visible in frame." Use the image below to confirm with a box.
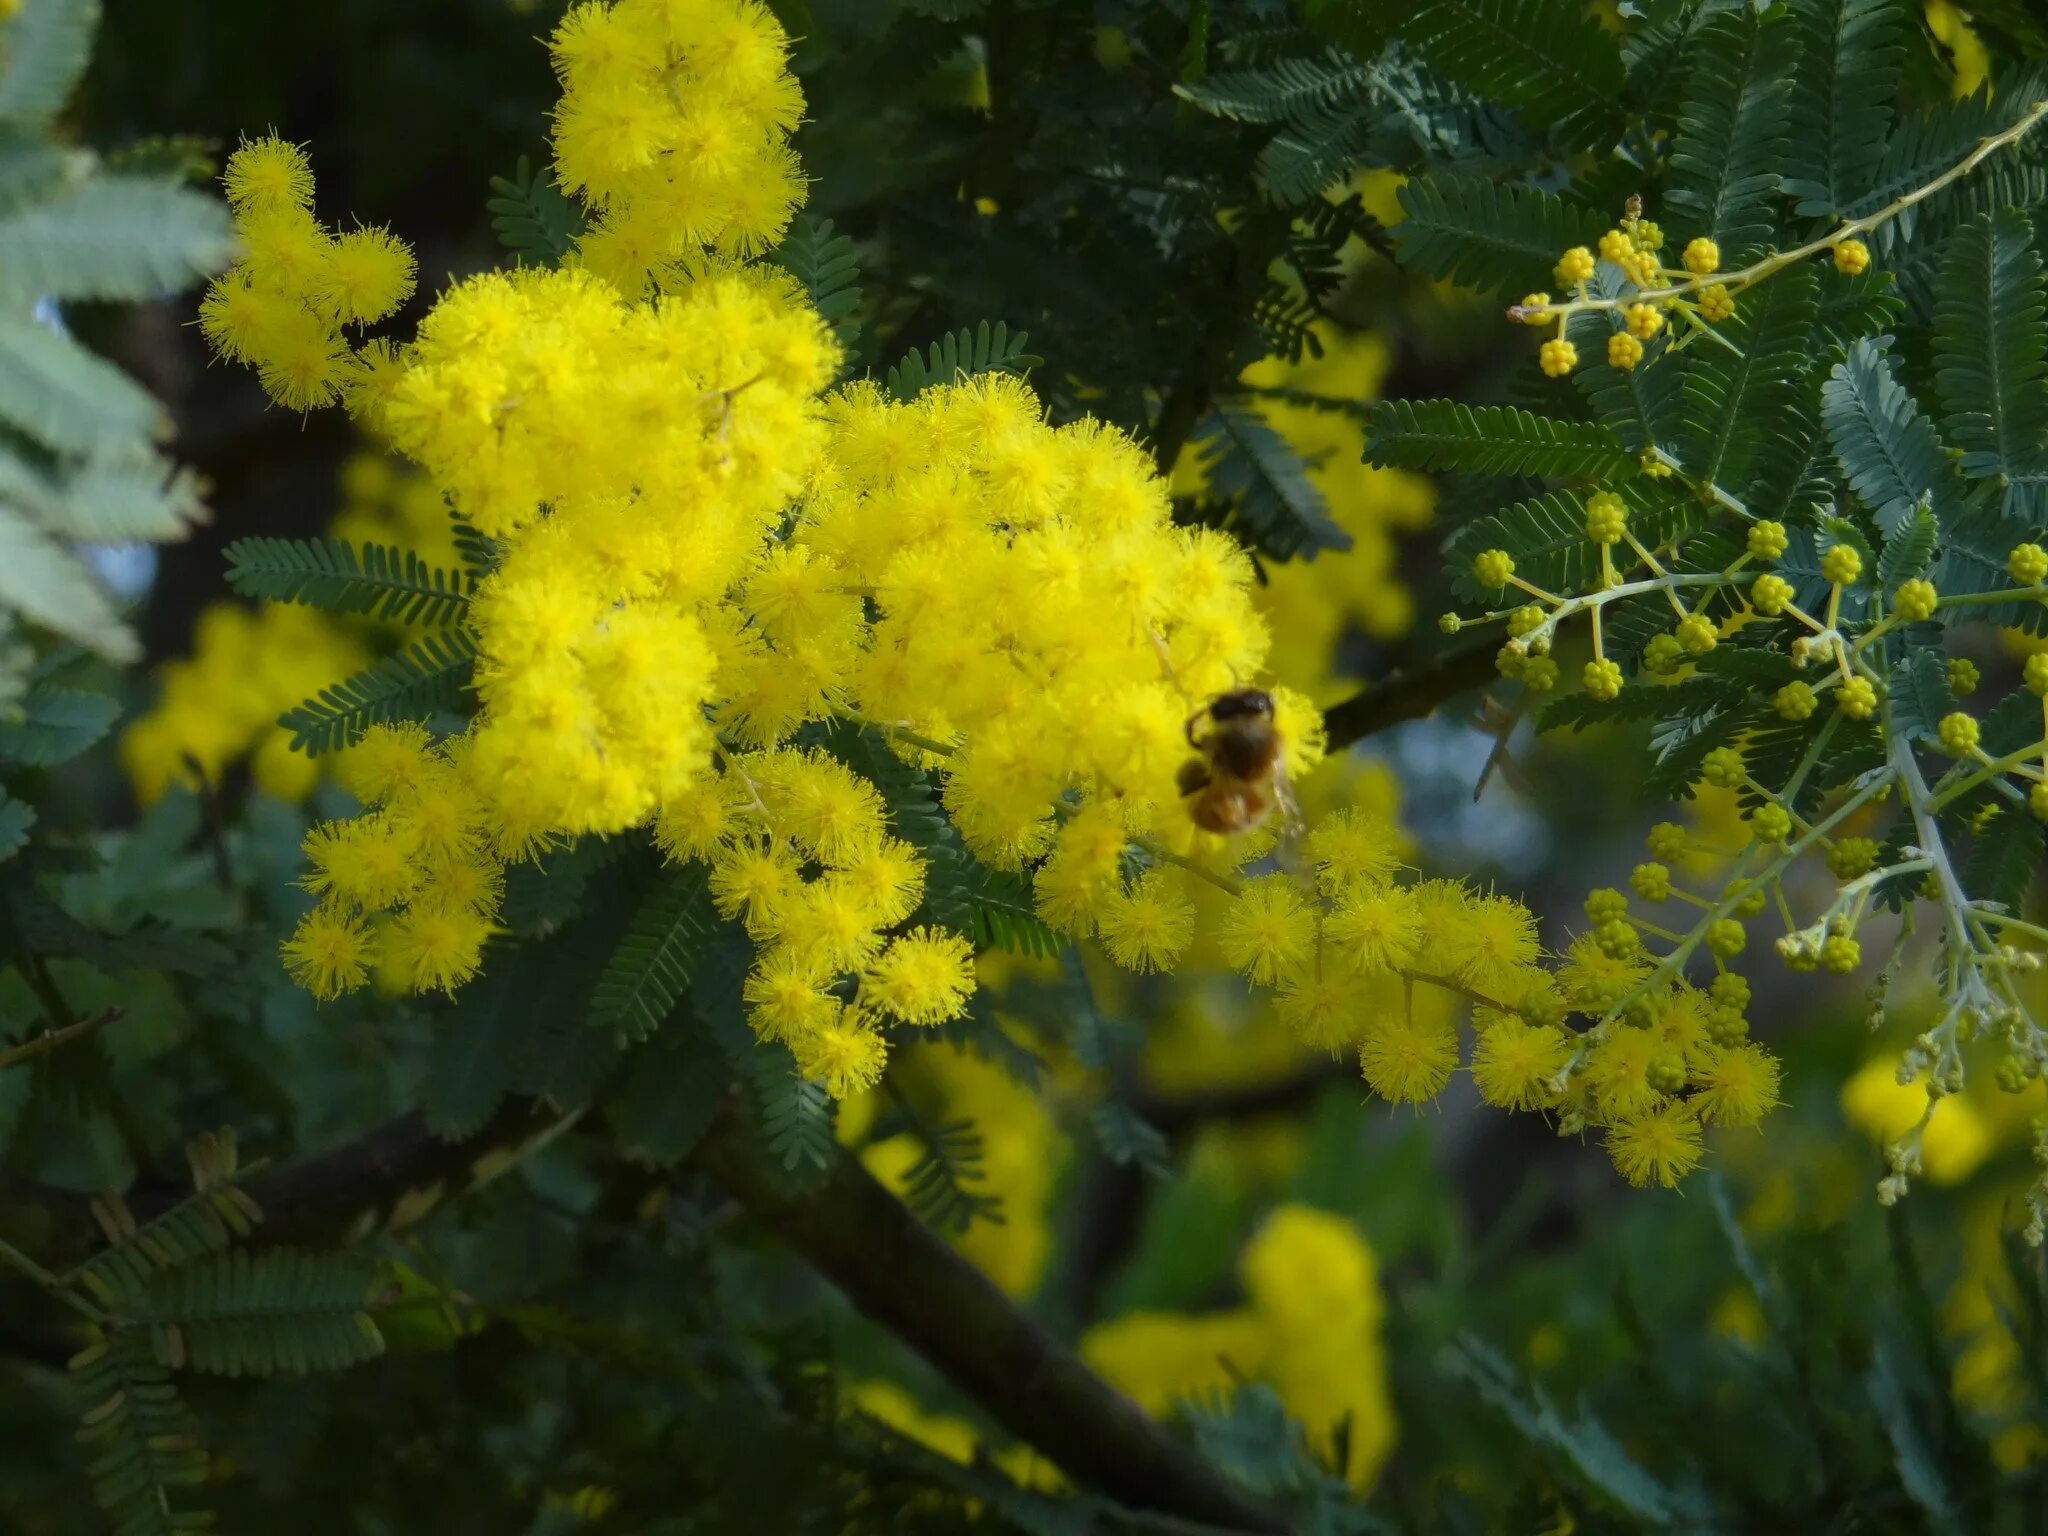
[1175,758,1212,796]
[1183,707,1210,748]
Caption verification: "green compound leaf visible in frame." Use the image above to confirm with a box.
[1780,0,1910,219]
[1931,208,2048,520]
[0,173,233,304]
[884,320,1038,402]
[1663,4,1793,261]
[1393,0,1624,150]
[485,154,583,266]
[1364,400,1634,480]
[771,213,861,351]
[0,684,117,766]
[133,1248,386,1378]
[1887,649,1954,747]
[225,537,475,628]
[1672,262,1821,496]
[278,628,478,756]
[1392,172,1605,296]
[69,1330,212,1536]
[1822,337,1955,534]
[750,1040,837,1182]
[0,0,98,126]
[1876,504,1939,591]
[587,864,720,1044]
[1189,400,1352,561]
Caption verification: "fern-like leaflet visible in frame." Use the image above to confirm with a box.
[884,320,1039,401]
[224,537,474,628]
[279,628,479,755]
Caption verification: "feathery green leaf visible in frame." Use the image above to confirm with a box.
[1781,0,1910,219]
[1365,400,1634,480]
[1394,0,1623,149]
[225,537,475,628]
[1931,208,2048,518]
[588,864,719,1044]
[0,0,97,126]
[0,173,232,303]
[278,628,478,755]
[884,320,1038,401]
[1663,6,1792,261]
[1822,337,1955,533]
[1392,173,1605,296]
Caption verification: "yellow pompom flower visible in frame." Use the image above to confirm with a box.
[1097,870,1195,974]
[1306,808,1403,893]
[1214,874,1316,986]
[1324,881,1423,977]
[1681,237,1720,275]
[301,815,422,910]
[743,949,838,1041]
[1274,970,1362,1053]
[315,225,417,326]
[1432,892,1540,995]
[862,927,977,1026]
[790,1012,889,1099]
[1698,283,1736,323]
[1833,238,1870,275]
[1692,1043,1782,1127]
[1586,1025,1665,1121]
[282,903,373,1000]
[1606,1103,1704,1187]
[222,134,315,213]
[382,904,491,995]
[1472,1018,1569,1111]
[1359,1013,1458,1104]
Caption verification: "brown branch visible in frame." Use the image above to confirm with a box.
[0,1008,123,1073]
[1322,636,1500,749]
[691,1102,1285,1533]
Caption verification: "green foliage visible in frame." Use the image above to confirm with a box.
[587,865,720,1044]
[769,213,861,352]
[132,1249,386,1378]
[0,0,97,126]
[1187,401,1352,561]
[1672,262,1820,497]
[68,1331,211,1536]
[0,173,232,303]
[0,684,117,765]
[1391,0,1623,150]
[1663,6,1792,261]
[483,154,581,264]
[1782,0,1909,219]
[1822,337,1955,532]
[1365,401,1634,480]
[223,538,475,629]
[750,1041,837,1179]
[898,1116,1003,1235]
[1930,207,2048,517]
[883,318,1039,402]
[1391,173,1604,296]
[278,628,478,755]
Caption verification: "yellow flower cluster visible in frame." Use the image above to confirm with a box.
[549,0,806,291]
[1191,806,1782,1187]
[1082,1205,1394,1488]
[121,603,371,805]
[208,0,1332,1111]
[199,136,415,410]
[284,723,502,1000]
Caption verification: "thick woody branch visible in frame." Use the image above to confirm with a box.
[690,1103,1284,1533]
[1322,637,1500,749]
